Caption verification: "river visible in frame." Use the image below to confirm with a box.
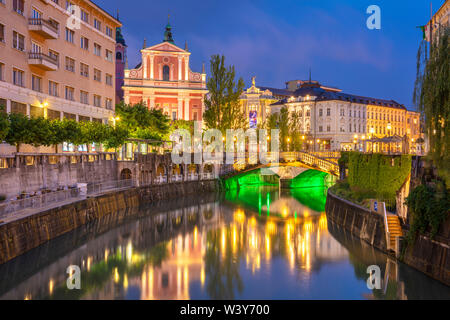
[0,186,449,300]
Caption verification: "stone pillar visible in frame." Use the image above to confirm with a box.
[150,55,154,79]
[184,98,190,121]
[143,54,148,79]
[6,99,11,113]
[178,57,182,80]
[26,104,30,117]
[178,98,183,120]
[185,57,189,81]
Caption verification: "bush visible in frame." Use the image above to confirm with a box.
[405,182,449,240]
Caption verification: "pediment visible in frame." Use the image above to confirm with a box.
[143,42,187,53]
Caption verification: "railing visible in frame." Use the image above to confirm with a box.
[87,179,134,195]
[155,175,168,184]
[28,52,59,67]
[310,151,341,159]
[28,18,59,34]
[279,152,340,175]
[382,202,391,251]
[0,188,80,219]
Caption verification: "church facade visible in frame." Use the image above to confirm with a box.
[123,22,207,121]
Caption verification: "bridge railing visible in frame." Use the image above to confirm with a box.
[278,152,339,175]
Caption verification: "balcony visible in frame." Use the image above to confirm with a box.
[28,52,59,71]
[28,18,58,39]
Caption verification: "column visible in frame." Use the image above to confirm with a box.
[6,99,11,113]
[143,54,148,79]
[150,55,154,79]
[26,104,31,117]
[185,57,189,81]
[150,97,155,109]
[178,98,183,120]
[201,99,205,121]
[184,98,190,120]
[178,57,182,81]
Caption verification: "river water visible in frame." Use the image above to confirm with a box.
[0,186,449,300]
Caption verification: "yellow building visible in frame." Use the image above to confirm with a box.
[239,77,279,128]
[0,0,121,153]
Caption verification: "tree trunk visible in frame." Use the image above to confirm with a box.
[16,143,20,153]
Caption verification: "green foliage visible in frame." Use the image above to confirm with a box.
[348,152,411,200]
[5,113,32,152]
[0,106,10,142]
[203,55,247,133]
[266,107,305,151]
[405,183,449,240]
[413,27,449,183]
[338,151,350,167]
[115,101,170,140]
[170,119,195,137]
[103,125,129,150]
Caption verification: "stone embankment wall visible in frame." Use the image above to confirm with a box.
[325,190,387,252]
[326,190,450,287]
[0,180,220,265]
[0,153,117,200]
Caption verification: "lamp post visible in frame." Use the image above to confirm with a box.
[353,134,358,151]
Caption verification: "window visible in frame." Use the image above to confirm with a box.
[116,52,122,61]
[105,26,112,37]
[105,98,112,110]
[94,19,101,31]
[81,10,89,23]
[0,63,4,81]
[193,111,198,121]
[31,42,41,53]
[349,123,352,133]
[65,28,74,43]
[93,95,101,107]
[13,0,24,15]
[319,109,323,117]
[94,43,101,56]
[106,74,112,86]
[52,0,59,5]
[65,56,75,72]
[30,105,44,118]
[94,68,101,82]
[11,101,26,115]
[172,111,177,120]
[327,108,331,116]
[13,31,25,51]
[105,49,113,62]
[319,126,323,132]
[66,1,73,11]
[306,110,310,117]
[49,81,58,97]
[65,86,74,101]
[340,109,345,116]
[80,91,88,104]
[0,24,4,43]
[80,63,89,77]
[13,68,24,87]
[327,125,331,132]
[163,65,170,81]
[49,50,59,65]
[31,75,42,92]
[80,37,89,50]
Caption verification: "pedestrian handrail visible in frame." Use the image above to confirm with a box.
[87,179,134,195]
[0,188,80,219]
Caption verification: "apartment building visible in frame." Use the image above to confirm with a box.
[0,0,121,152]
[266,79,421,152]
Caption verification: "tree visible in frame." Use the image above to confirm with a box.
[289,110,304,151]
[413,26,449,183]
[203,55,247,133]
[103,125,129,150]
[27,117,54,148]
[5,113,32,152]
[115,102,170,141]
[0,106,9,142]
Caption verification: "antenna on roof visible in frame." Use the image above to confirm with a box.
[309,67,312,83]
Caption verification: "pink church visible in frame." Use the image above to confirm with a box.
[123,21,207,121]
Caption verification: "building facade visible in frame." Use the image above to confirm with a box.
[424,0,449,41]
[115,17,126,103]
[239,77,278,128]
[269,80,421,152]
[123,22,207,121]
[0,0,120,152]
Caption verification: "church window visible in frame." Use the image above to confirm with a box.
[163,65,170,81]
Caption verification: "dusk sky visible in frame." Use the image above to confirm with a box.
[94,0,444,111]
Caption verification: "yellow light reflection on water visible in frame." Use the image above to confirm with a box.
[49,279,54,295]
[114,268,119,283]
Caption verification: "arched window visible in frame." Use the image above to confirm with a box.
[116,52,122,61]
[163,65,170,81]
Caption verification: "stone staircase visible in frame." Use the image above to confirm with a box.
[386,214,403,250]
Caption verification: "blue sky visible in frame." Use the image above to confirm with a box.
[94,0,444,110]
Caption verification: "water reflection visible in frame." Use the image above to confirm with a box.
[0,187,449,300]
